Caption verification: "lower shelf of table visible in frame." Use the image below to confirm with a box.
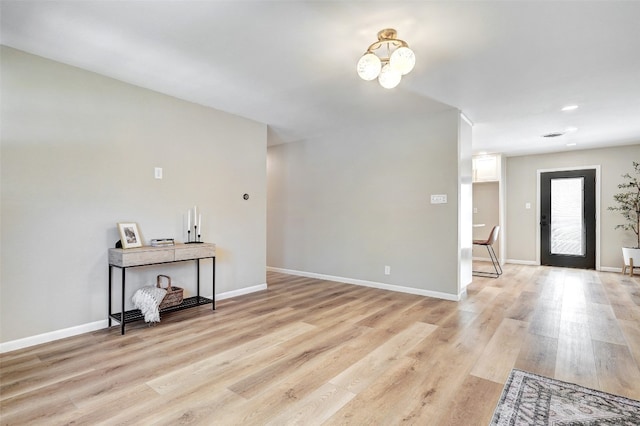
[109,296,213,324]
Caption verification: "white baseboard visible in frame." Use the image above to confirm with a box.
[0,284,268,354]
[503,260,623,273]
[0,320,108,354]
[600,266,624,273]
[501,260,624,273]
[505,259,538,265]
[267,266,461,301]
[216,283,267,300]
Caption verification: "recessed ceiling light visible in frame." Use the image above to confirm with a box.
[566,143,577,147]
[542,132,564,138]
[562,105,579,111]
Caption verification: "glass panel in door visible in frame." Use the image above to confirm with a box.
[550,177,584,256]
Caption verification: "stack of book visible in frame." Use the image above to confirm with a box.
[150,238,175,247]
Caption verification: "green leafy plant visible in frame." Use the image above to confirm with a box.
[608,161,640,249]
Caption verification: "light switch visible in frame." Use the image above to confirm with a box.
[431,194,447,204]
[154,167,163,179]
[525,202,531,209]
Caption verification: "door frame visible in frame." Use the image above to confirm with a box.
[535,165,601,270]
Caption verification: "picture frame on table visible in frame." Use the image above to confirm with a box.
[117,222,143,249]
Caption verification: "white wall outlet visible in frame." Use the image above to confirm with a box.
[473,207,478,214]
[430,194,447,204]
[384,265,391,275]
[525,202,531,209]
[154,167,163,179]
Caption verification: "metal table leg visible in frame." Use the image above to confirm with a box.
[108,266,112,327]
[121,267,126,335]
[212,257,216,310]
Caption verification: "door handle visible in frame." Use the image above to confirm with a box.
[540,221,548,226]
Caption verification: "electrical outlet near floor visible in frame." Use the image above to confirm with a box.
[384,265,391,275]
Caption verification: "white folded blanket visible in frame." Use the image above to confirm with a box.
[132,286,167,323]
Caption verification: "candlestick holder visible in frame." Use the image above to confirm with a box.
[186,225,203,243]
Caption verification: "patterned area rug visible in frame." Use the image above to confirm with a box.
[490,369,640,425]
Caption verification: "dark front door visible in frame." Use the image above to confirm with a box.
[540,169,596,269]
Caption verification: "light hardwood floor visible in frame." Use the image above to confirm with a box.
[1,265,640,425]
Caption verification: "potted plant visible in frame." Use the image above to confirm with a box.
[608,161,640,274]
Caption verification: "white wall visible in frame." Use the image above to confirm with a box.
[267,108,470,299]
[472,182,500,258]
[0,47,267,344]
[505,144,640,268]
[458,115,473,291]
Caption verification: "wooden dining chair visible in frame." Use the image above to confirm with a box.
[473,225,502,278]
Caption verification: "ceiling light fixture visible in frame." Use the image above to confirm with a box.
[561,105,579,111]
[542,132,565,138]
[356,28,415,89]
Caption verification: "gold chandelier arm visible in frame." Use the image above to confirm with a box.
[366,39,408,54]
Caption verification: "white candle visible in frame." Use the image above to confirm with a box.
[187,209,191,230]
[193,206,197,227]
[198,214,202,234]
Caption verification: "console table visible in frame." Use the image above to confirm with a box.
[108,243,215,335]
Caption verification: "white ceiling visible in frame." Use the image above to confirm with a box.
[2,1,640,156]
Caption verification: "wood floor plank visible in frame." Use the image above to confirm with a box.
[593,340,640,400]
[0,383,79,424]
[1,266,639,425]
[146,321,316,395]
[0,355,42,376]
[457,285,502,313]
[328,321,437,393]
[555,320,599,389]
[514,332,558,378]
[324,355,430,425]
[0,365,96,401]
[587,302,628,345]
[504,290,538,321]
[355,297,422,329]
[206,328,390,425]
[264,382,356,426]
[412,298,461,328]
[583,276,611,304]
[560,275,589,325]
[227,321,371,399]
[619,319,640,366]
[528,304,562,339]
[217,329,390,425]
[302,290,391,329]
[66,384,160,425]
[434,375,504,426]
[470,318,529,383]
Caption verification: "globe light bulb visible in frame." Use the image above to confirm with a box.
[390,47,415,75]
[356,53,382,81]
[378,64,401,89]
